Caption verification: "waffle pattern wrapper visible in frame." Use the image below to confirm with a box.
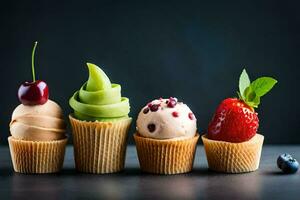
[8,136,67,174]
[69,115,132,174]
[202,134,264,173]
[134,133,199,174]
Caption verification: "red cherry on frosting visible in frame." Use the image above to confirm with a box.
[18,80,49,105]
[18,42,49,105]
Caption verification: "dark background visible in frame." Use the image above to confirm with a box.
[1,0,299,144]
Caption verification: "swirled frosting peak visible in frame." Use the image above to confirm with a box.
[69,63,130,121]
[10,100,66,141]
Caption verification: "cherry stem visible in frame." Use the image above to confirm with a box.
[31,41,38,82]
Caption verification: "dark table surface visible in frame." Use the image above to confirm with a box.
[0,145,299,200]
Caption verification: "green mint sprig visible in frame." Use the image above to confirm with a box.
[237,69,277,108]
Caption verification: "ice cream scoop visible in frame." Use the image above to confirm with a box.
[136,97,197,140]
[69,63,130,121]
[10,100,66,141]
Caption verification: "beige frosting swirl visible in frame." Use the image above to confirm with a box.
[10,100,66,141]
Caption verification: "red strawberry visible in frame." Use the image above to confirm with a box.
[207,69,277,143]
[207,98,259,143]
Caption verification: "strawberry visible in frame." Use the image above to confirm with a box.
[207,69,277,143]
[208,98,259,142]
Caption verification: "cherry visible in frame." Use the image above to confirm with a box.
[17,41,49,105]
[18,80,49,105]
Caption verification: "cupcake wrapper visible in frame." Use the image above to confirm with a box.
[202,134,264,173]
[8,136,67,174]
[134,133,199,175]
[69,115,132,174]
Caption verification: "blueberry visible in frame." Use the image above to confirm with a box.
[277,153,292,169]
[277,154,299,174]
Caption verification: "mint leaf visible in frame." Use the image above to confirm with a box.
[252,95,260,107]
[239,69,251,99]
[245,99,259,108]
[243,84,261,108]
[245,95,260,108]
[238,69,277,109]
[244,86,256,101]
[250,77,277,97]
[243,86,252,99]
[237,91,243,100]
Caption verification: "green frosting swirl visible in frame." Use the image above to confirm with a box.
[69,63,130,121]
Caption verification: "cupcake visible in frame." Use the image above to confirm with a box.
[134,97,199,174]
[69,63,131,174]
[202,69,277,173]
[9,41,67,174]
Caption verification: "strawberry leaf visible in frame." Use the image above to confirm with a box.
[239,69,251,99]
[250,77,278,97]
